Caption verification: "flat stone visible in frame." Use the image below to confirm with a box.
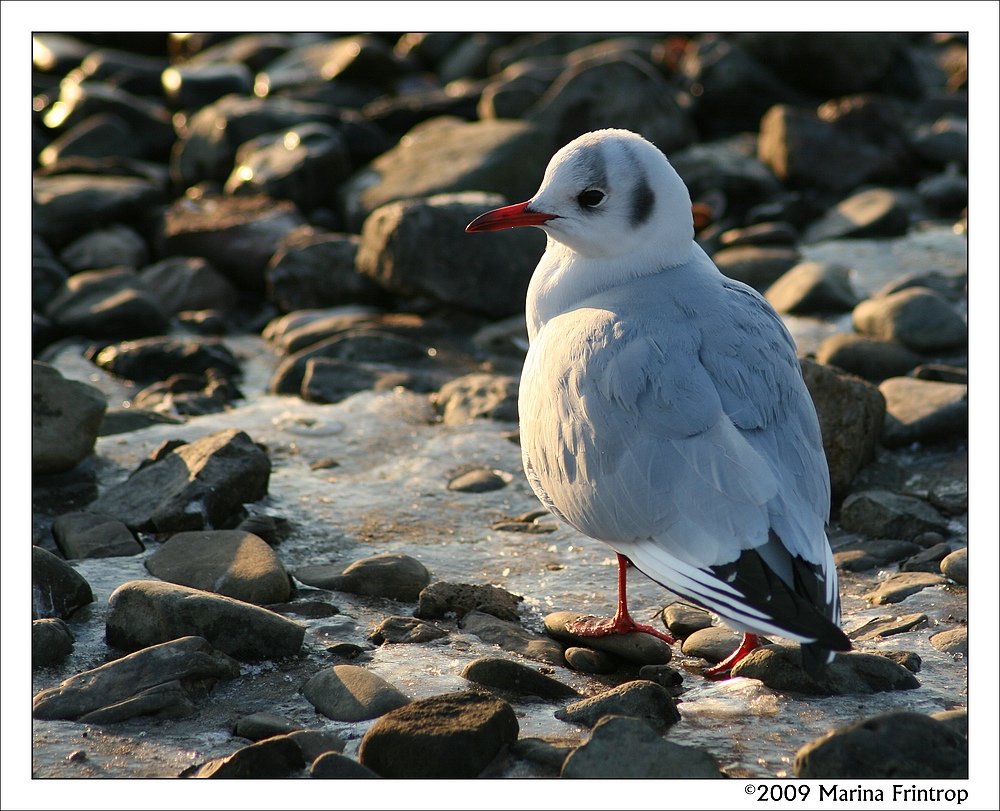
[765,261,860,314]
[287,730,348,763]
[460,656,579,700]
[730,645,919,695]
[544,611,672,665]
[294,553,430,602]
[311,752,379,779]
[561,715,723,779]
[358,691,519,778]
[138,256,239,314]
[554,680,680,732]
[416,581,522,622]
[848,613,928,642]
[51,512,143,559]
[879,376,968,447]
[563,646,618,674]
[32,636,240,721]
[680,626,742,664]
[32,618,74,668]
[930,627,968,657]
[661,602,714,639]
[899,543,953,573]
[447,468,510,493]
[815,334,922,382]
[106,580,305,661]
[840,490,950,541]
[303,664,409,722]
[368,616,448,645]
[865,572,948,605]
[233,712,302,742]
[940,548,968,585]
[803,188,911,242]
[458,611,565,666]
[852,287,967,352]
[435,373,519,425]
[44,267,170,339]
[91,335,241,385]
[77,680,197,724]
[711,244,800,290]
[794,711,967,778]
[32,362,107,475]
[31,546,93,620]
[145,530,290,605]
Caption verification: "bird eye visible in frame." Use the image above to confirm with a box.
[577,189,606,208]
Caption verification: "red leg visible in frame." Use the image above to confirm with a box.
[565,554,676,644]
[703,633,762,679]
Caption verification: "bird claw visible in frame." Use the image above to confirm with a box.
[566,615,676,645]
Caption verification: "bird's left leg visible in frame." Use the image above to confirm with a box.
[565,554,676,644]
[702,633,762,679]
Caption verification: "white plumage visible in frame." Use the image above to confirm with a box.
[467,129,850,676]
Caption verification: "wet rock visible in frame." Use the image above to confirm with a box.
[731,646,920,695]
[563,646,618,674]
[848,613,928,642]
[765,261,860,314]
[294,552,430,602]
[864,572,948,605]
[460,656,579,700]
[303,664,410,722]
[98,410,181,438]
[132,369,242,417]
[852,287,967,352]
[368,616,448,645]
[561,715,723,779]
[266,600,339,619]
[88,428,270,533]
[39,113,142,166]
[510,737,575,774]
[840,490,950,541]
[917,167,968,215]
[358,691,518,778]
[52,511,142,559]
[32,618,74,668]
[447,468,510,493]
[287,730,348,763]
[32,635,240,721]
[266,228,381,313]
[76,681,200,725]
[32,173,163,247]
[803,188,912,243]
[160,194,306,291]
[478,60,564,121]
[106,580,305,661]
[340,117,553,230]
[224,123,352,212]
[544,611,672,666]
[186,735,305,778]
[680,626,742,664]
[879,377,968,447]
[145,530,291,604]
[555,680,680,732]
[711,245,800,290]
[661,602,714,639]
[815,334,922,382]
[912,363,967,385]
[435,373,519,425]
[59,223,148,272]
[940,547,968,585]
[637,664,685,695]
[265,308,425,355]
[930,627,968,657]
[910,116,967,166]
[834,539,921,572]
[417,582,522,622]
[311,752,379,779]
[32,235,70,309]
[301,358,425,404]
[364,83,480,136]
[882,650,922,673]
[91,336,242,385]
[32,362,106,475]
[458,611,565,666]
[233,712,302,742]
[31,546,94,620]
[138,256,239,314]
[161,61,254,109]
[794,711,967,778]
[931,709,968,739]
[900,542,953,573]
[45,266,169,339]
[670,133,783,209]
[719,221,798,247]
[357,192,544,318]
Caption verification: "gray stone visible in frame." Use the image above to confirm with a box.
[357,192,545,318]
[161,61,254,108]
[940,547,968,585]
[447,468,510,493]
[852,287,967,352]
[311,752,379,779]
[661,602,714,639]
[637,664,685,695]
[544,611,672,665]
[435,373,519,425]
[848,613,928,642]
[417,582,523,622]
[39,113,142,166]
[139,256,239,314]
[91,336,241,385]
[458,610,565,666]
[930,627,968,657]
[32,636,240,721]
[840,490,950,541]
[765,261,860,314]
[88,428,271,533]
[32,362,107,475]
[287,730,348,762]
[52,512,142,559]
[681,626,742,664]
[899,543,953,573]
[303,665,409,722]
[670,133,783,205]
[799,358,884,504]
[358,691,518,778]
[368,616,448,645]
[106,580,305,661]
[911,116,967,165]
[510,737,576,774]
[45,266,170,339]
[864,572,948,605]
[294,553,430,602]
[731,645,920,695]
[300,358,426,406]
[720,221,798,247]
[32,618,74,668]
[815,333,922,382]
[78,680,197,724]
[460,656,579,700]
[931,709,968,739]
[233,712,302,742]
[145,530,291,604]
[563,646,618,674]
[712,245,801,290]
[879,377,968,447]
[59,223,149,272]
[803,188,911,243]
[555,680,680,732]
[187,735,305,778]
[31,546,93,620]
[561,715,723,779]
[794,711,967,778]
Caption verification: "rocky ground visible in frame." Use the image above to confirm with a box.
[29,32,970,783]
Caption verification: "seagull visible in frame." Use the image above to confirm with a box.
[466,129,851,677]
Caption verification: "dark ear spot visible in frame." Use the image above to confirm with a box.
[630,178,655,227]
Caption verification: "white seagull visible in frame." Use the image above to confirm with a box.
[467,129,850,677]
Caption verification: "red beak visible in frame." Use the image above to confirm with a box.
[465,200,559,233]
